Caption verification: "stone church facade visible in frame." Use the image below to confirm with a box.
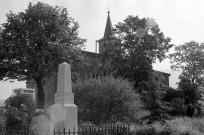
[27,12,170,108]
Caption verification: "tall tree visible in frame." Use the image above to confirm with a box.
[0,2,86,109]
[102,16,173,92]
[99,16,173,121]
[170,41,204,116]
[170,41,204,85]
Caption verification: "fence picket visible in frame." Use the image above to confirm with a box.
[0,123,130,135]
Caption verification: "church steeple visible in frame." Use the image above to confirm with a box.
[98,11,121,54]
[103,11,115,39]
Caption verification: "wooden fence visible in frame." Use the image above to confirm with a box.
[0,123,130,135]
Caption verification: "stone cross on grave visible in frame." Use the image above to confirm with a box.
[52,62,78,132]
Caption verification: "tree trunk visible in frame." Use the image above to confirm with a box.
[35,78,45,109]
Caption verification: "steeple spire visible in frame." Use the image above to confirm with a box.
[103,11,115,39]
[98,11,121,54]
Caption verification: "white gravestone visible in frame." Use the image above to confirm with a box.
[52,62,78,132]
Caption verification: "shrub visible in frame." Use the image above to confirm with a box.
[169,98,186,116]
[73,76,144,124]
[134,125,157,135]
[164,117,196,135]
[163,88,184,102]
[131,117,204,135]
[29,115,51,135]
[4,94,36,129]
[178,77,202,117]
[191,118,204,133]
[163,87,203,117]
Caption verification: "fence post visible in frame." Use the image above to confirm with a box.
[97,125,99,135]
[80,125,82,135]
[73,127,76,135]
[128,124,130,135]
[0,123,130,135]
[105,124,107,135]
[91,124,94,135]
[93,124,96,135]
[117,124,120,135]
[63,127,65,135]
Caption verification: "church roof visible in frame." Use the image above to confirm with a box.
[98,11,119,42]
[154,70,171,76]
[82,51,101,58]
[104,11,115,39]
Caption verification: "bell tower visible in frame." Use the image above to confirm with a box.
[98,11,120,54]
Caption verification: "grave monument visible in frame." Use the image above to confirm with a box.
[50,62,78,132]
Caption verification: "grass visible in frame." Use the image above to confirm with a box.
[131,117,204,135]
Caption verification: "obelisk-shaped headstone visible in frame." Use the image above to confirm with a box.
[55,62,74,104]
[53,62,78,132]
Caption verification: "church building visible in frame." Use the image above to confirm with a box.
[27,12,170,108]
[81,11,170,85]
[81,11,121,78]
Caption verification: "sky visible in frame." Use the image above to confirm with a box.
[1,0,204,99]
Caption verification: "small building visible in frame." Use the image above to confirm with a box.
[80,11,171,87]
[12,88,36,101]
[154,71,171,87]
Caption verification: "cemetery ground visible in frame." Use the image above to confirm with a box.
[1,2,204,134]
[0,112,204,134]
[0,62,204,135]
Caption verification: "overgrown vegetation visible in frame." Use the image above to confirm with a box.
[100,15,173,92]
[4,94,36,129]
[1,1,204,133]
[168,41,204,117]
[73,76,147,124]
[0,2,86,109]
[141,72,171,122]
[131,117,204,135]
[99,15,174,123]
